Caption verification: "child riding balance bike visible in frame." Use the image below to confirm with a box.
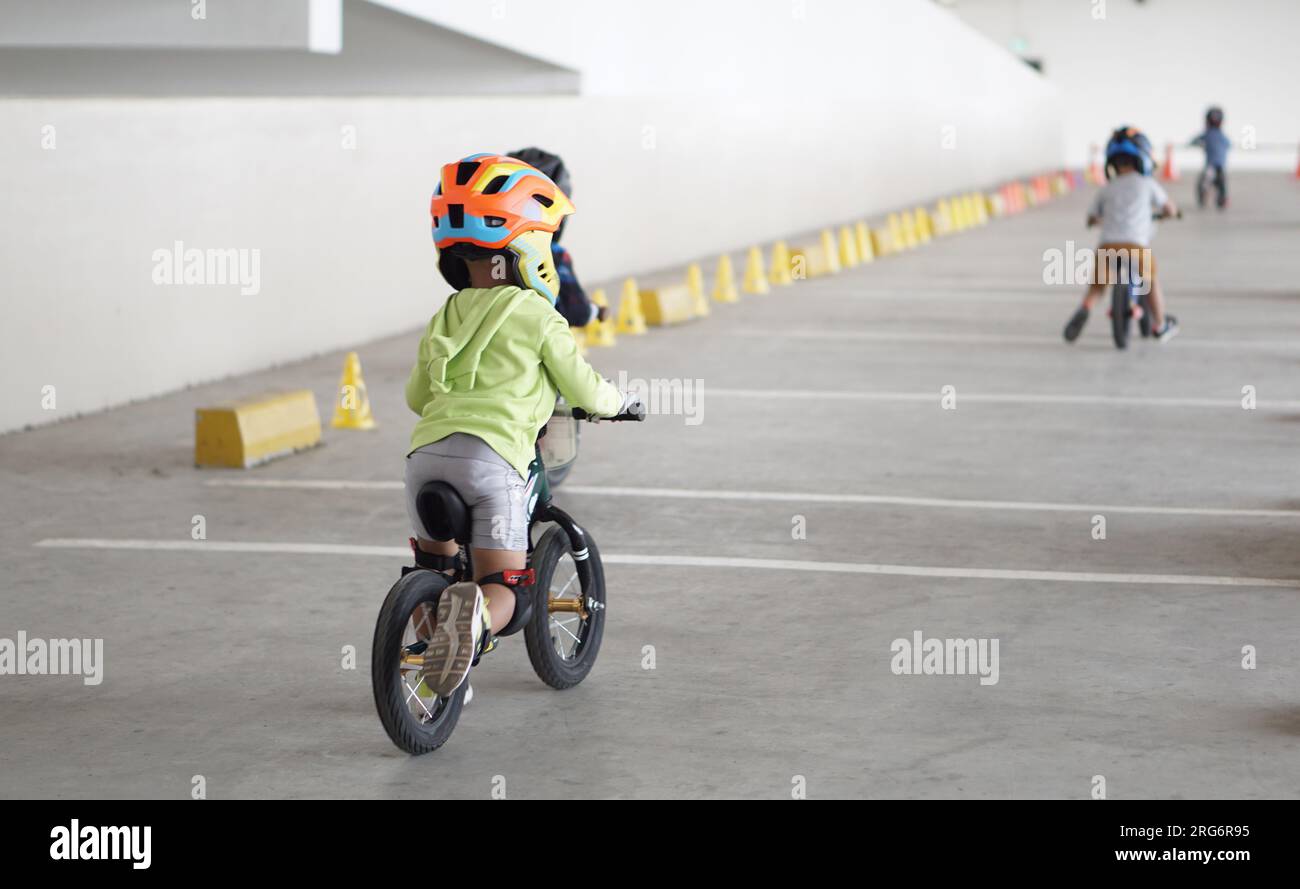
[371,153,643,754]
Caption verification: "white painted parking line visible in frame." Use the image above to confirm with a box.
[32,538,1300,589]
[716,327,1300,351]
[204,478,1300,520]
[707,387,1300,410]
[559,485,1300,519]
[207,478,403,490]
[35,538,405,557]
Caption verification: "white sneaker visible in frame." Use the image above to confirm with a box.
[464,683,474,706]
[425,582,485,697]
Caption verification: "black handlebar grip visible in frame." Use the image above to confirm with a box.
[569,407,644,422]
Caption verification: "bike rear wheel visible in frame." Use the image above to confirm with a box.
[372,570,467,754]
[524,525,606,689]
[1110,282,1131,349]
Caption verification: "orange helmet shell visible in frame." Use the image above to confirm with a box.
[430,153,575,250]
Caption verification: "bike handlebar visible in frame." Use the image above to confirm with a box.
[570,406,645,423]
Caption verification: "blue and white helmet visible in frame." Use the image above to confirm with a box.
[1104,126,1155,178]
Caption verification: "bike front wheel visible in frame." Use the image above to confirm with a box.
[1111,282,1131,349]
[524,525,606,689]
[372,569,467,754]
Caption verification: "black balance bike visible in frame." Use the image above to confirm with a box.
[1106,210,1180,349]
[371,403,642,754]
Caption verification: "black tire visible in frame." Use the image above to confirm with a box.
[524,526,606,689]
[1138,294,1152,338]
[372,570,467,754]
[1110,282,1130,349]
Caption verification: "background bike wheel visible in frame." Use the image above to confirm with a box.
[371,570,467,755]
[1110,283,1130,349]
[545,458,574,488]
[524,525,606,689]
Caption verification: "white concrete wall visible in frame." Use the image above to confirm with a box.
[0,1,578,96]
[0,0,338,52]
[948,0,1300,170]
[0,0,1062,434]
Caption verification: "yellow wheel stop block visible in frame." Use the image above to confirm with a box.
[641,283,699,326]
[195,390,321,469]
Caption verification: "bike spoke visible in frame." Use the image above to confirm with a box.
[551,616,582,646]
[552,569,578,598]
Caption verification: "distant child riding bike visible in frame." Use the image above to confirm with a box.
[1190,105,1230,210]
[1063,126,1181,346]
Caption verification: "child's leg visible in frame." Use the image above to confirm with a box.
[1215,164,1227,207]
[1146,277,1166,330]
[1080,282,1106,310]
[470,546,523,632]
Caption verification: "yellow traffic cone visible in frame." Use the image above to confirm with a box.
[331,351,376,430]
[855,221,875,263]
[887,213,905,250]
[615,277,647,335]
[687,263,711,316]
[902,211,920,249]
[819,229,841,273]
[742,246,770,294]
[837,226,860,268]
[914,207,932,243]
[769,241,793,286]
[935,199,950,235]
[713,254,740,303]
[584,288,617,347]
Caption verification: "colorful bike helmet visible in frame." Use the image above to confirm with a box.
[509,147,572,241]
[1104,126,1155,178]
[1205,105,1224,128]
[430,153,575,303]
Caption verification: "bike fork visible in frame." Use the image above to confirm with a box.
[534,502,595,589]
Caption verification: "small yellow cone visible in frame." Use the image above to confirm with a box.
[870,227,890,257]
[742,246,770,294]
[331,351,376,430]
[713,254,740,303]
[819,229,841,273]
[769,241,793,286]
[934,199,950,235]
[615,277,647,335]
[838,226,860,268]
[584,288,616,347]
[901,211,919,249]
[687,263,711,316]
[887,213,905,250]
[914,207,932,243]
[855,221,875,263]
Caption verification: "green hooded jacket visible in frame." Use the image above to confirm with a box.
[405,286,622,478]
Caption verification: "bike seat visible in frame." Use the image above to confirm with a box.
[415,481,471,545]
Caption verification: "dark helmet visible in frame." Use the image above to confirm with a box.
[509,147,571,198]
[1205,106,1224,128]
[508,147,572,243]
[1104,126,1155,178]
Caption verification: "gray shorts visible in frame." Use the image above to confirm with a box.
[405,434,530,551]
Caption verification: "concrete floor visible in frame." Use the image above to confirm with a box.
[2,173,1298,799]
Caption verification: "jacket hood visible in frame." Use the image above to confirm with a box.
[423,286,534,392]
